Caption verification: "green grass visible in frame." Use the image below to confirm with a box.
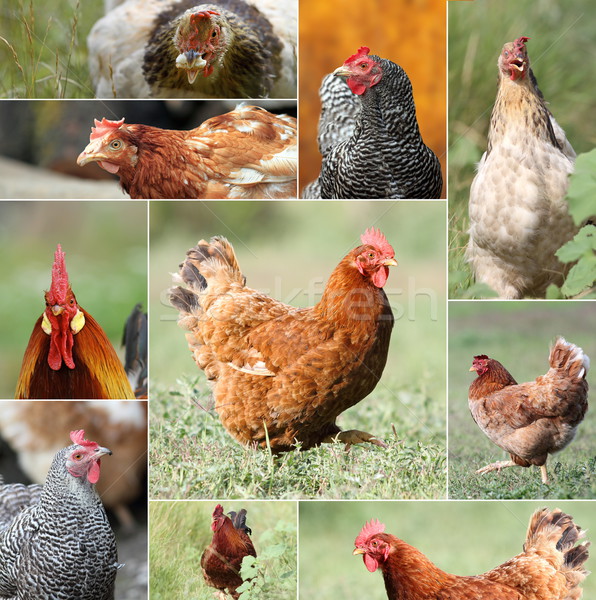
[150,500,296,600]
[149,201,446,499]
[299,500,596,600]
[448,301,596,499]
[448,0,596,297]
[0,0,101,98]
[0,201,147,398]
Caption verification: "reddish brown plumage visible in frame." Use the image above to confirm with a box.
[354,509,590,600]
[15,245,135,399]
[169,228,397,452]
[468,338,589,482]
[77,105,297,199]
[201,504,257,600]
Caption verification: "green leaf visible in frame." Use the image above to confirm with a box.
[556,225,596,263]
[566,149,596,225]
[561,254,596,296]
[545,284,564,299]
[260,544,286,559]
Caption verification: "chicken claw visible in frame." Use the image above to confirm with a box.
[475,460,518,476]
[325,429,388,450]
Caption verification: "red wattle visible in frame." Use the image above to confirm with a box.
[347,79,366,95]
[88,460,101,484]
[371,266,389,288]
[364,554,379,572]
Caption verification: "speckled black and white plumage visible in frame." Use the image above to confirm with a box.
[304,56,442,200]
[0,444,118,600]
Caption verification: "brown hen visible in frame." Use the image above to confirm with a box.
[169,228,397,452]
[77,104,297,199]
[354,509,590,600]
[468,337,589,484]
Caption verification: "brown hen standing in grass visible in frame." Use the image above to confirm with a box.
[169,228,397,453]
[201,504,256,600]
[353,509,590,600]
[468,337,589,484]
[77,104,297,199]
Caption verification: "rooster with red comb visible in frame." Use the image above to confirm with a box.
[170,228,397,452]
[15,244,136,399]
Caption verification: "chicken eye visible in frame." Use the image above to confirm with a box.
[73,453,83,461]
[109,139,122,150]
[504,51,509,57]
[360,62,368,70]
[371,540,378,546]
[368,252,375,259]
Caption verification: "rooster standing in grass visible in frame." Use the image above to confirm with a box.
[201,504,256,600]
[15,245,136,399]
[88,0,297,98]
[467,36,577,298]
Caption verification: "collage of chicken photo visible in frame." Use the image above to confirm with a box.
[0,0,594,599]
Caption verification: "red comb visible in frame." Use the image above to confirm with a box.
[190,9,220,25]
[473,355,489,361]
[70,430,99,449]
[345,46,370,65]
[514,36,530,49]
[361,227,394,257]
[355,519,386,547]
[50,244,69,304]
[90,117,125,141]
[213,504,224,517]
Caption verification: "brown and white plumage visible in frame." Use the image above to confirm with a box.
[88,0,296,99]
[77,104,297,199]
[468,337,589,484]
[467,36,577,298]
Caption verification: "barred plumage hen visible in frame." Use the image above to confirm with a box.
[303,47,442,199]
[0,430,119,600]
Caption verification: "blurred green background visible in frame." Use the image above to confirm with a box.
[0,201,147,398]
[0,0,102,98]
[448,0,596,296]
[150,500,296,599]
[300,500,596,599]
[449,301,596,498]
[150,199,446,402]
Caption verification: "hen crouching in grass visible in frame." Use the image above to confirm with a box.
[169,228,397,453]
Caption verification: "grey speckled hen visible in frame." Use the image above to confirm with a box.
[0,430,119,600]
[303,46,442,200]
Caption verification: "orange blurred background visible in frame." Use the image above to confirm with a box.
[299,0,446,197]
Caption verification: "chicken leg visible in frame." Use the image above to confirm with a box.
[476,461,550,484]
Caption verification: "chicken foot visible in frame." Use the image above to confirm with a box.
[324,429,388,450]
[476,460,550,484]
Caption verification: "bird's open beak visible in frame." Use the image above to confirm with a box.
[383,258,398,267]
[333,66,352,78]
[176,51,207,84]
[353,548,365,555]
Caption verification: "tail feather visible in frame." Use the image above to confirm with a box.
[524,508,590,598]
[229,508,252,535]
[169,236,245,317]
[549,337,590,380]
[0,481,42,531]
[121,304,148,398]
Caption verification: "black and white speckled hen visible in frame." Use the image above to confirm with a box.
[88,0,297,98]
[303,47,442,199]
[467,37,577,298]
[0,430,119,600]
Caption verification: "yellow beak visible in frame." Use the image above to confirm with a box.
[469,366,476,372]
[353,548,365,556]
[384,258,398,267]
[334,66,352,78]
